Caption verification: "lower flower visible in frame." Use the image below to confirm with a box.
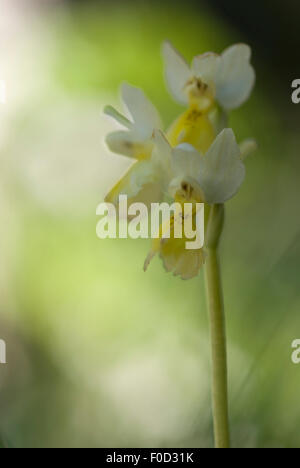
[144,202,206,280]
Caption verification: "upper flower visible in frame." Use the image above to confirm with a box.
[104,82,162,160]
[162,41,255,111]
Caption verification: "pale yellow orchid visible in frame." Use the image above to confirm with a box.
[162,41,255,149]
[162,41,255,112]
[104,83,164,208]
[104,82,162,160]
[144,128,254,279]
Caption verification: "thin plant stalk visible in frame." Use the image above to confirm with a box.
[205,204,230,448]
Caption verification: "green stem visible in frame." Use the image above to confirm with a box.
[205,204,230,449]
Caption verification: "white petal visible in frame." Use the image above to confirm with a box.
[192,52,221,85]
[152,129,172,171]
[106,131,152,159]
[169,144,204,198]
[198,128,245,203]
[104,105,132,129]
[162,41,191,105]
[216,44,255,110]
[105,160,161,206]
[121,83,162,140]
[172,144,202,179]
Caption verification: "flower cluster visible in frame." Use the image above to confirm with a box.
[104,42,256,279]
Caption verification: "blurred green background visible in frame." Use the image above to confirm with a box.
[0,0,300,448]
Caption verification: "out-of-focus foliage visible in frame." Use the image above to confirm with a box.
[0,0,300,448]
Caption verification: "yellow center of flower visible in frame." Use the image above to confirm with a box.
[174,181,204,204]
[184,77,215,112]
[144,200,205,280]
[167,105,216,153]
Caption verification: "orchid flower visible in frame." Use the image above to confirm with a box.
[104,83,164,207]
[144,128,254,279]
[162,41,255,112]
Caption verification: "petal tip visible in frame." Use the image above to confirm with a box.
[144,250,156,272]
